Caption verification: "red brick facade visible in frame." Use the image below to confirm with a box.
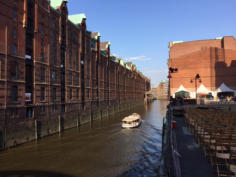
[168,36,236,98]
[0,0,150,148]
[157,81,168,99]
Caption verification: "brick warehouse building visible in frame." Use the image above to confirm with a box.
[0,0,150,149]
[168,36,236,98]
[157,81,168,100]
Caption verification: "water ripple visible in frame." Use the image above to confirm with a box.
[0,100,168,177]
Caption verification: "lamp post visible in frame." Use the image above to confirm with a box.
[190,74,201,98]
[168,67,178,99]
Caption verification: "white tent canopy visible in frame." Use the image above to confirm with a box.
[197,84,209,94]
[176,85,188,92]
[216,83,235,93]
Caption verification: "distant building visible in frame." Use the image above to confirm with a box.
[168,36,236,98]
[157,81,168,100]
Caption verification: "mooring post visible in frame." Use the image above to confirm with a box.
[100,109,102,120]
[58,115,61,133]
[77,112,80,127]
[100,104,102,120]
[34,119,38,140]
[2,108,7,150]
[107,106,109,119]
[90,101,93,122]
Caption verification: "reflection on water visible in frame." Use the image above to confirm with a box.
[0,100,167,177]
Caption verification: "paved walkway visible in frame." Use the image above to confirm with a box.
[173,115,217,177]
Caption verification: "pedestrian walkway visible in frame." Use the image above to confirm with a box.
[173,114,217,177]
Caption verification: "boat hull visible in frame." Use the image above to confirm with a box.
[121,120,142,129]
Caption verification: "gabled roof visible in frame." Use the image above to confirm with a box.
[91,39,96,49]
[68,14,86,25]
[91,32,100,40]
[119,59,125,67]
[126,62,133,68]
[125,64,131,70]
[115,58,120,63]
[86,30,91,36]
[101,50,107,56]
[100,41,110,50]
[110,55,116,62]
[50,0,67,10]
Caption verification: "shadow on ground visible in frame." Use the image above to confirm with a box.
[0,170,74,177]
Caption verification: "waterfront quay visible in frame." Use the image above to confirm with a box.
[161,104,236,177]
[0,0,150,149]
[0,100,167,177]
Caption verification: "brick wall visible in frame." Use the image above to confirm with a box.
[0,0,150,149]
[169,37,236,98]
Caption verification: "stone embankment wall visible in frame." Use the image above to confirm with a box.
[0,100,145,150]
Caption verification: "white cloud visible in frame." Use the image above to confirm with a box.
[126,56,152,62]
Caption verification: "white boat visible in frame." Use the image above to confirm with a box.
[121,113,142,128]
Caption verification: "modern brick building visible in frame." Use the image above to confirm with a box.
[168,36,236,98]
[157,81,168,100]
[0,0,150,149]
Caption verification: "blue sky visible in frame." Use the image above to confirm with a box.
[67,0,236,86]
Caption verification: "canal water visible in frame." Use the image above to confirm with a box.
[0,100,167,177]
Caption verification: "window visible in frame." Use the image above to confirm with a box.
[69,50,72,68]
[40,24,44,34]
[13,28,17,40]
[75,52,79,71]
[12,44,17,55]
[69,88,72,100]
[87,89,89,99]
[40,67,45,82]
[11,86,18,102]
[40,87,45,101]
[40,38,44,61]
[69,72,72,85]
[13,10,17,22]
[26,107,33,119]
[52,87,56,101]
[75,74,79,85]
[51,70,56,84]
[10,63,18,80]
[76,88,79,99]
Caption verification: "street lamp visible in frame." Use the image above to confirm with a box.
[190,74,201,98]
[168,67,178,99]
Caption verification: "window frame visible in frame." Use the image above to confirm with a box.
[11,85,18,102]
[40,67,45,82]
[40,87,45,101]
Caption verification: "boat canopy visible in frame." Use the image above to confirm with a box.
[122,114,140,122]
